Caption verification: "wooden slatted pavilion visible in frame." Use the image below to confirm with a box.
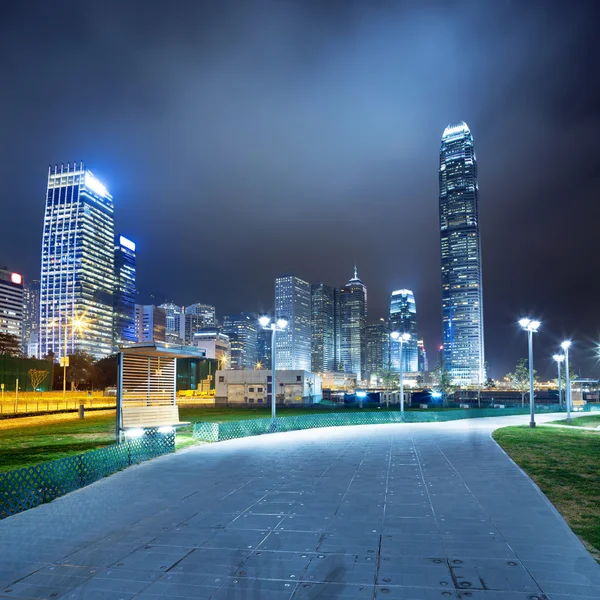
[116,343,206,441]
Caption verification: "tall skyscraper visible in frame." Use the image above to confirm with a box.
[113,235,137,348]
[22,278,40,356]
[222,313,257,369]
[135,305,166,342]
[274,276,311,371]
[159,302,183,343]
[256,327,272,368]
[40,163,115,360]
[439,122,485,385]
[0,268,24,346]
[311,282,336,372]
[182,303,216,343]
[339,267,367,381]
[389,289,418,372]
[366,319,389,383]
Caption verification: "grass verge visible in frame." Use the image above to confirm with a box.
[548,414,600,428]
[493,425,600,559]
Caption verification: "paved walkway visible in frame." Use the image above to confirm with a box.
[1,414,599,600]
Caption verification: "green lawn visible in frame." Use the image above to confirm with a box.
[493,425,600,559]
[549,414,600,428]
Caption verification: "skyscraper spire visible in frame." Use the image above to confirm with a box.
[354,263,358,280]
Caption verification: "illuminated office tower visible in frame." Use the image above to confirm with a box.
[439,122,485,385]
[222,313,257,369]
[366,319,389,383]
[40,163,115,360]
[311,282,336,372]
[339,267,367,381]
[389,289,418,372]
[22,278,40,356]
[417,339,428,373]
[182,303,216,343]
[0,268,24,345]
[275,276,311,371]
[135,305,166,342]
[113,235,137,348]
[159,302,183,343]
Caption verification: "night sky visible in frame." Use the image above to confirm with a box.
[1,0,600,379]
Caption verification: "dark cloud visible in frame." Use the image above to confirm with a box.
[1,0,599,379]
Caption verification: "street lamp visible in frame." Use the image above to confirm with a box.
[561,340,572,423]
[518,318,540,428]
[51,314,87,398]
[258,315,288,421]
[390,331,411,413]
[552,354,565,408]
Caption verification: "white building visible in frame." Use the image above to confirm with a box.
[215,369,322,406]
[0,268,24,344]
[192,330,230,362]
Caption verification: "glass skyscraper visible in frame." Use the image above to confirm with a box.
[222,312,258,369]
[365,319,389,383]
[439,122,485,386]
[339,268,367,381]
[183,303,216,344]
[275,275,312,371]
[159,302,183,343]
[113,235,137,348]
[40,163,115,360]
[389,289,418,373]
[311,282,336,373]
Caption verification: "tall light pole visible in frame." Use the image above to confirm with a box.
[52,315,86,398]
[519,318,540,428]
[553,354,565,408]
[258,315,288,421]
[561,340,572,423]
[390,331,411,413]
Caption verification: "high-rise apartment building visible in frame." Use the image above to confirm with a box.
[339,268,367,381]
[389,289,418,372]
[222,313,257,369]
[40,163,115,360]
[366,319,389,383]
[182,303,216,343]
[311,282,336,373]
[0,268,24,346]
[113,235,137,348]
[135,305,166,343]
[274,276,311,371]
[22,278,40,356]
[439,122,485,385]
[159,302,183,344]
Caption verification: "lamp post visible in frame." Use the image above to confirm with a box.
[561,341,572,423]
[52,315,86,398]
[552,354,565,408]
[390,331,411,413]
[519,318,540,428]
[258,315,288,421]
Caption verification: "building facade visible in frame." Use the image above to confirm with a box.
[159,302,183,344]
[22,278,40,357]
[339,268,367,381]
[182,303,216,344]
[417,339,428,373]
[222,313,257,369]
[40,163,115,359]
[113,235,137,348]
[389,289,418,372]
[365,319,389,383]
[311,282,336,373]
[135,305,166,342]
[274,276,312,371]
[191,330,230,363]
[0,268,24,347]
[439,122,485,385]
[256,327,272,369]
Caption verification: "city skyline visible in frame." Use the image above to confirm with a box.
[1,1,600,378]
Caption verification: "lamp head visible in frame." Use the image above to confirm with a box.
[518,318,531,329]
[276,318,288,329]
[258,315,271,328]
[553,354,565,363]
[561,340,571,350]
[390,331,400,341]
[401,333,411,342]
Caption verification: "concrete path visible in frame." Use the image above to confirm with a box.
[1,413,599,600]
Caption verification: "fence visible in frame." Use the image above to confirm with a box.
[192,406,572,442]
[0,429,175,519]
[0,397,116,414]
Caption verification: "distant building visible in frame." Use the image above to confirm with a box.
[222,313,257,369]
[417,339,428,372]
[275,276,312,371]
[339,267,367,381]
[319,371,357,391]
[192,330,230,363]
[366,319,389,383]
[159,302,184,344]
[113,235,137,348]
[40,163,115,359]
[389,289,418,372]
[135,305,166,342]
[22,278,40,357]
[0,268,24,345]
[311,282,336,372]
[440,122,485,385]
[182,303,216,343]
[256,327,272,368]
[215,369,322,406]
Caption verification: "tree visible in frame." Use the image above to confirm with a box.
[67,351,98,390]
[28,369,48,392]
[0,332,21,357]
[433,364,455,405]
[507,358,537,406]
[94,354,118,388]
